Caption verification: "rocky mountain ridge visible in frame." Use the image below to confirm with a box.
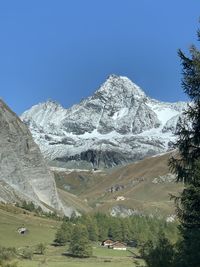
[21,75,187,168]
[0,99,75,216]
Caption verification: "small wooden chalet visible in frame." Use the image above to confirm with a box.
[101,239,114,247]
[111,241,127,250]
[17,227,28,235]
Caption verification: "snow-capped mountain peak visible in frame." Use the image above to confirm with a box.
[95,74,146,103]
[21,74,187,169]
[22,100,67,131]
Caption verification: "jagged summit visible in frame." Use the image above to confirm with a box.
[22,99,67,133]
[21,75,187,168]
[96,74,146,100]
[22,74,158,136]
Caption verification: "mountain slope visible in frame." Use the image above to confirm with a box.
[0,99,73,215]
[54,152,183,217]
[21,75,187,168]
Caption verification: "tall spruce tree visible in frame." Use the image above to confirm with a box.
[140,235,175,267]
[54,221,72,246]
[69,224,92,258]
[169,29,200,267]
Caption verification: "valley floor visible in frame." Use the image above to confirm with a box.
[0,205,143,267]
[19,246,142,267]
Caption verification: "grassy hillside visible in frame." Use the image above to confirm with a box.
[0,204,143,267]
[0,204,59,247]
[54,152,183,216]
[54,169,107,196]
[0,153,182,266]
[57,188,92,214]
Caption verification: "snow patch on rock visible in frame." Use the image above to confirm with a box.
[21,75,187,168]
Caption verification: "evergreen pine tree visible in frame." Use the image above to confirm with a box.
[169,28,200,267]
[79,214,99,241]
[120,219,131,241]
[87,219,99,241]
[140,235,175,267]
[69,224,92,258]
[95,212,109,240]
[54,221,72,245]
[108,218,123,241]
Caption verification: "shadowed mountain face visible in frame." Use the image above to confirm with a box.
[0,99,72,214]
[21,75,187,169]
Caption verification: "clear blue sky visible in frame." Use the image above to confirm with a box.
[0,0,199,114]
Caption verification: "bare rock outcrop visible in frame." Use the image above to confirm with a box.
[0,99,69,214]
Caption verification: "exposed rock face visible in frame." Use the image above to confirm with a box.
[110,205,142,217]
[162,114,181,133]
[152,173,176,184]
[106,184,126,193]
[21,75,187,168]
[0,99,67,213]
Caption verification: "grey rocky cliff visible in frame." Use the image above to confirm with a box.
[0,99,73,215]
[21,75,187,169]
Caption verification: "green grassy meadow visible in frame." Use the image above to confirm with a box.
[0,207,59,247]
[0,206,143,267]
[18,245,142,267]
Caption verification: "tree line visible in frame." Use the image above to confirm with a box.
[54,212,178,257]
[141,24,200,267]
